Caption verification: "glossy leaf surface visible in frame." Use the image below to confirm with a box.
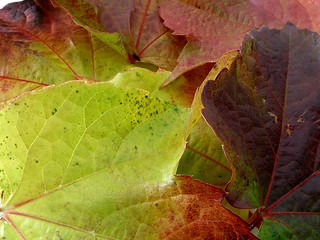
[159,0,320,83]
[202,23,320,239]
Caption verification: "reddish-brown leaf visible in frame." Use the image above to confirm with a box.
[159,0,320,83]
[157,176,257,240]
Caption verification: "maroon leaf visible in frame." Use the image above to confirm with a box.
[201,23,320,238]
[159,0,320,84]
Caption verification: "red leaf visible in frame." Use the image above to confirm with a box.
[158,176,257,239]
[159,0,320,83]
[201,23,320,238]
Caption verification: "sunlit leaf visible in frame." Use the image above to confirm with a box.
[0,81,186,238]
[0,80,257,239]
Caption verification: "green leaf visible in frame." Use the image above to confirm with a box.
[178,117,231,188]
[109,67,198,108]
[177,51,238,188]
[259,218,299,240]
[0,81,191,238]
[0,0,130,102]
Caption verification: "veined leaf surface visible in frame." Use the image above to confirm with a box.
[159,0,320,83]
[55,0,186,70]
[0,0,129,102]
[0,81,256,239]
[202,23,320,239]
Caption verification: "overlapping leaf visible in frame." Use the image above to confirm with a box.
[178,117,231,188]
[55,0,186,70]
[159,0,320,84]
[0,81,256,239]
[110,67,194,107]
[202,23,320,239]
[178,51,238,187]
[0,0,129,102]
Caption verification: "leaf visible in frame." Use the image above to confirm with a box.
[0,80,181,238]
[178,117,231,188]
[110,67,193,107]
[201,23,320,238]
[110,64,218,108]
[0,0,129,102]
[159,0,320,83]
[52,0,129,57]
[109,66,232,187]
[258,218,299,240]
[0,81,255,239]
[177,51,238,188]
[185,50,239,136]
[56,0,186,70]
[53,0,104,31]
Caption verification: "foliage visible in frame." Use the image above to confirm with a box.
[0,0,319,239]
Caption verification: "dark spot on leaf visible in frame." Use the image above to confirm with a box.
[52,108,57,115]
[132,52,140,61]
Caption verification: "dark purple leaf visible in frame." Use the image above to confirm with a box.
[201,23,320,238]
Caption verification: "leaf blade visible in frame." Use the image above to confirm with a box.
[201,23,320,237]
[159,0,320,81]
